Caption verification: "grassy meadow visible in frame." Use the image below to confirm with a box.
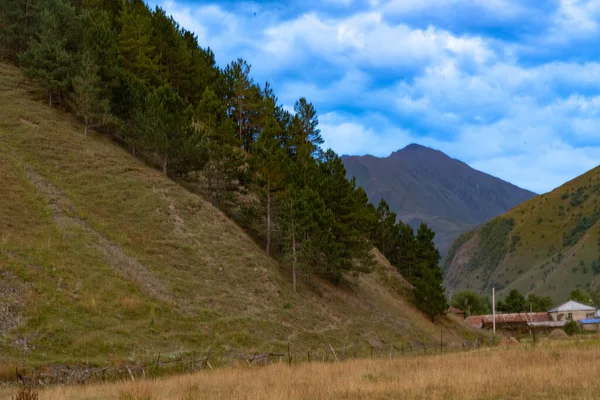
[2,340,600,400]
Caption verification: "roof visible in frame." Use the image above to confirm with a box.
[465,315,483,329]
[481,313,550,324]
[549,301,595,313]
[579,318,600,324]
[528,321,566,327]
[447,306,465,314]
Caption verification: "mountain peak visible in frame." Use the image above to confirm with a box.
[403,143,427,151]
[342,146,536,255]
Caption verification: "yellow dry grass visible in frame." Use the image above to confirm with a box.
[3,341,599,400]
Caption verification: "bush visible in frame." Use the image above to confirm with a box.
[564,320,579,336]
[13,387,39,400]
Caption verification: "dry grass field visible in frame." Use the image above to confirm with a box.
[3,341,600,400]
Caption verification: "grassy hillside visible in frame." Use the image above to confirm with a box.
[0,63,477,371]
[444,161,600,301]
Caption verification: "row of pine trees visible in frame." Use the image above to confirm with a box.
[0,0,448,320]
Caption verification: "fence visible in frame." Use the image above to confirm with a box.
[10,333,495,387]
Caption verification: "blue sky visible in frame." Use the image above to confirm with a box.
[148,0,600,194]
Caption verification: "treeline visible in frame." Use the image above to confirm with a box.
[450,289,553,316]
[0,0,447,319]
[372,200,448,320]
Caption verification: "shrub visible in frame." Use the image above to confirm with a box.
[564,320,579,336]
[13,387,38,400]
[564,212,600,247]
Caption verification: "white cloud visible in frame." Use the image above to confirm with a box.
[148,0,600,193]
[549,0,600,42]
[320,112,416,156]
[381,0,526,20]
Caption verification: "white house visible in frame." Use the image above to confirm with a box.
[548,301,596,322]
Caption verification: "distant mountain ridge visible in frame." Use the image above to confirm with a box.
[342,144,536,254]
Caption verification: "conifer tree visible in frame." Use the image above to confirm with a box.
[117,0,157,83]
[412,223,447,321]
[225,58,260,151]
[81,8,120,85]
[196,87,242,209]
[72,52,110,135]
[413,266,448,322]
[19,0,78,107]
[250,98,287,256]
[139,86,193,175]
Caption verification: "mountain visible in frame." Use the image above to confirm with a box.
[342,144,536,255]
[0,63,478,368]
[443,165,600,301]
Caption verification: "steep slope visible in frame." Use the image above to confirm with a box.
[444,164,600,301]
[343,145,535,254]
[0,64,477,368]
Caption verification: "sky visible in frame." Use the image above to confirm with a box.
[147,0,600,194]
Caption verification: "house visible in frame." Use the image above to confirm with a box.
[447,306,465,319]
[480,313,550,332]
[465,300,599,333]
[548,301,596,322]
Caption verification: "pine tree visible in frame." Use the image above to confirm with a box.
[138,85,193,175]
[293,97,323,158]
[72,52,110,135]
[250,99,287,256]
[196,87,242,209]
[225,58,260,151]
[117,0,157,83]
[412,223,447,321]
[414,223,440,280]
[413,266,448,322]
[374,199,399,258]
[0,0,40,63]
[317,150,375,282]
[19,0,78,107]
[81,8,120,85]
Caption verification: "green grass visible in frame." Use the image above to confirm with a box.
[445,147,600,301]
[0,63,479,375]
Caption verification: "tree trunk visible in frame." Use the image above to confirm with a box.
[215,163,221,210]
[162,154,168,176]
[84,116,88,136]
[266,179,271,256]
[292,220,297,294]
[207,164,213,204]
[48,89,52,108]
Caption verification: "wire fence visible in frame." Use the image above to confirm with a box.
[8,333,499,387]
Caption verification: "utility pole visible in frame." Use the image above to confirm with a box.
[492,286,496,335]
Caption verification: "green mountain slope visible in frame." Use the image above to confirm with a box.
[443,163,600,301]
[0,64,476,368]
